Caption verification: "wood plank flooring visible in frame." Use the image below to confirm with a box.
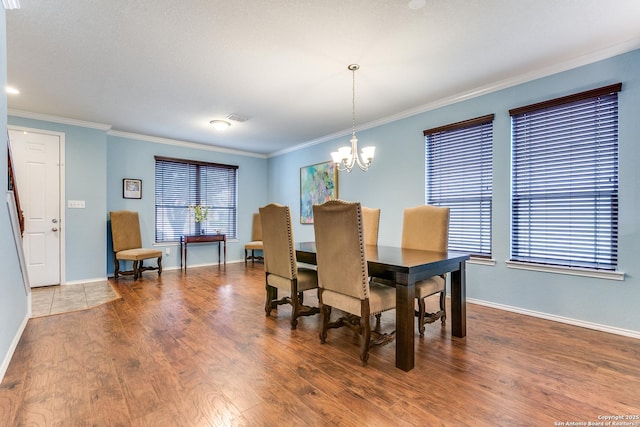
[1,263,639,426]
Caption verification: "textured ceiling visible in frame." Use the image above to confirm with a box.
[6,0,640,155]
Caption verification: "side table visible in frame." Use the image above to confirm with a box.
[180,234,226,270]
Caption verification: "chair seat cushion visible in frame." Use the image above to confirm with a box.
[244,241,263,250]
[415,275,445,298]
[116,248,163,261]
[267,267,318,292]
[322,280,396,316]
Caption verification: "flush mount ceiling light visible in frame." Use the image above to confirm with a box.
[2,0,20,9]
[210,120,231,131]
[408,0,426,10]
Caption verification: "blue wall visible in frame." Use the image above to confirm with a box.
[0,10,30,380]
[267,49,640,335]
[8,118,108,283]
[4,121,269,279]
[106,133,268,272]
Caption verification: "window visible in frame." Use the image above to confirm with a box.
[155,156,238,242]
[425,114,494,257]
[510,83,621,270]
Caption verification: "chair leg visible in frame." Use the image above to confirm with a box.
[114,256,120,279]
[265,284,278,317]
[319,304,330,343]
[245,249,248,266]
[440,290,446,324]
[417,297,427,337]
[251,250,255,264]
[133,260,140,280]
[157,256,162,276]
[360,310,372,366]
[290,286,300,330]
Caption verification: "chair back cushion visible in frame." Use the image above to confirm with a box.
[361,206,380,246]
[401,205,449,252]
[313,200,369,300]
[259,204,296,280]
[251,212,262,241]
[110,210,143,252]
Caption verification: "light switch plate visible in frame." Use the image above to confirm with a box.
[68,200,85,208]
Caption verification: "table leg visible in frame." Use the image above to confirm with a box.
[183,242,188,271]
[180,242,184,270]
[450,261,467,338]
[223,240,226,265]
[394,272,415,372]
[218,242,221,265]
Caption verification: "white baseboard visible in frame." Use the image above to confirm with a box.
[105,259,246,278]
[0,310,30,384]
[467,298,640,339]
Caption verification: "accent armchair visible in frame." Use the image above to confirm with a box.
[110,210,162,280]
[402,205,450,336]
[244,212,263,265]
[361,206,380,246]
[313,200,395,366]
[260,203,319,329]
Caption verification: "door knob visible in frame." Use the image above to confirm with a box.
[52,219,58,223]
[52,227,59,232]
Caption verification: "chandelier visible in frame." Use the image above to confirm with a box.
[331,64,375,172]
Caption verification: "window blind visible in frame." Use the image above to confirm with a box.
[510,84,620,270]
[155,157,238,242]
[425,115,494,257]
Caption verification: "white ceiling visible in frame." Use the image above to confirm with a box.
[6,0,640,155]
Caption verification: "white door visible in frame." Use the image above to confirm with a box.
[9,129,62,287]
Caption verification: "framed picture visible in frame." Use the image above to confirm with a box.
[300,161,338,223]
[123,178,142,199]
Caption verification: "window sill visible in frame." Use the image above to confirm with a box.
[505,261,624,281]
[468,257,496,266]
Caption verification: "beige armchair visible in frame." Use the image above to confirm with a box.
[259,203,319,329]
[313,200,395,366]
[402,205,450,336]
[110,210,162,280]
[361,206,380,246]
[244,212,263,265]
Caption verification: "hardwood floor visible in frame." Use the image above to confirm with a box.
[1,263,639,426]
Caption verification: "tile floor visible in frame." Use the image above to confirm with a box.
[31,281,120,317]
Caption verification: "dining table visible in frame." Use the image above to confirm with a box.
[295,242,469,372]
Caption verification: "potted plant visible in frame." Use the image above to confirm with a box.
[189,204,209,234]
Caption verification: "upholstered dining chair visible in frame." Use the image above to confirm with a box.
[361,206,380,246]
[259,203,319,329]
[110,210,162,280]
[402,205,450,336]
[244,212,263,265]
[313,200,396,366]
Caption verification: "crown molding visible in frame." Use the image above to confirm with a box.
[107,130,266,159]
[269,37,640,158]
[8,109,265,158]
[8,109,112,131]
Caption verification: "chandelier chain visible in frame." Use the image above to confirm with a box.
[352,66,356,138]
